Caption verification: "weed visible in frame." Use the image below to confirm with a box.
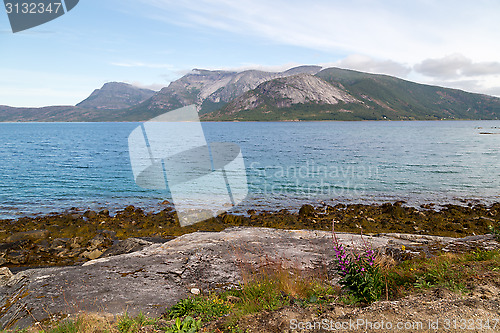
[45,318,81,333]
[192,295,232,322]
[116,312,136,333]
[163,316,201,333]
[468,249,496,261]
[116,311,156,333]
[167,299,199,320]
[489,224,500,241]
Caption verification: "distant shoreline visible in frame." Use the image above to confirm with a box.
[1,118,500,123]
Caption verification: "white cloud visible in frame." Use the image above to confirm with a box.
[328,55,411,78]
[414,54,500,79]
[137,0,500,63]
[411,54,500,97]
[125,81,165,91]
[111,61,175,69]
[197,62,305,73]
[132,0,500,97]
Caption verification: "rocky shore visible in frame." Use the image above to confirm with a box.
[0,201,499,269]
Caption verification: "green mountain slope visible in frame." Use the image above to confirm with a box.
[202,67,500,121]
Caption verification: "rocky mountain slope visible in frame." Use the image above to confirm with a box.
[125,65,323,119]
[204,74,359,119]
[204,68,500,121]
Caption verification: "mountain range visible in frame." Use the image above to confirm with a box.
[1,66,500,122]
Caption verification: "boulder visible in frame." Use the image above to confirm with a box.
[298,204,315,218]
[0,227,343,329]
[0,268,13,284]
[87,234,112,250]
[84,210,98,219]
[81,249,103,260]
[99,209,110,217]
[6,230,49,242]
[100,238,154,258]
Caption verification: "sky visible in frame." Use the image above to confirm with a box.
[1,0,500,107]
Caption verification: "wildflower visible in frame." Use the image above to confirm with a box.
[401,245,406,251]
[331,219,383,303]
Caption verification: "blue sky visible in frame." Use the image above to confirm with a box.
[1,0,500,107]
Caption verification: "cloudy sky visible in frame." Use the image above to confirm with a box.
[1,0,500,107]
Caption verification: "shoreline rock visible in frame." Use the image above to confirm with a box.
[0,201,498,269]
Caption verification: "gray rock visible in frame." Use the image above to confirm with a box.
[50,238,69,250]
[0,268,13,284]
[190,288,201,295]
[87,234,112,250]
[81,249,103,260]
[84,210,98,219]
[137,66,323,114]
[6,230,49,242]
[100,238,154,258]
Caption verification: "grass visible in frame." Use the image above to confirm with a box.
[2,249,499,333]
[165,263,338,332]
[490,223,500,241]
[385,249,500,299]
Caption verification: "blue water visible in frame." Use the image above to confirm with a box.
[0,121,499,219]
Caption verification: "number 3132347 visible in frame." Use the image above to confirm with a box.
[5,2,63,14]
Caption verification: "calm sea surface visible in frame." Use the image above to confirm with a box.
[0,121,499,219]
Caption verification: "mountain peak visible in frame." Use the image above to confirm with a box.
[76,82,155,110]
[190,69,235,76]
[283,65,322,75]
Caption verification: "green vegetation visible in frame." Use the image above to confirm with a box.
[116,312,157,332]
[317,67,500,120]
[385,249,500,299]
[163,317,201,333]
[489,223,500,241]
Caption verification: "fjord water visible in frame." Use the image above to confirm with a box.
[0,121,499,220]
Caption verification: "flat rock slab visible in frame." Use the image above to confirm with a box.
[0,227,498,330]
